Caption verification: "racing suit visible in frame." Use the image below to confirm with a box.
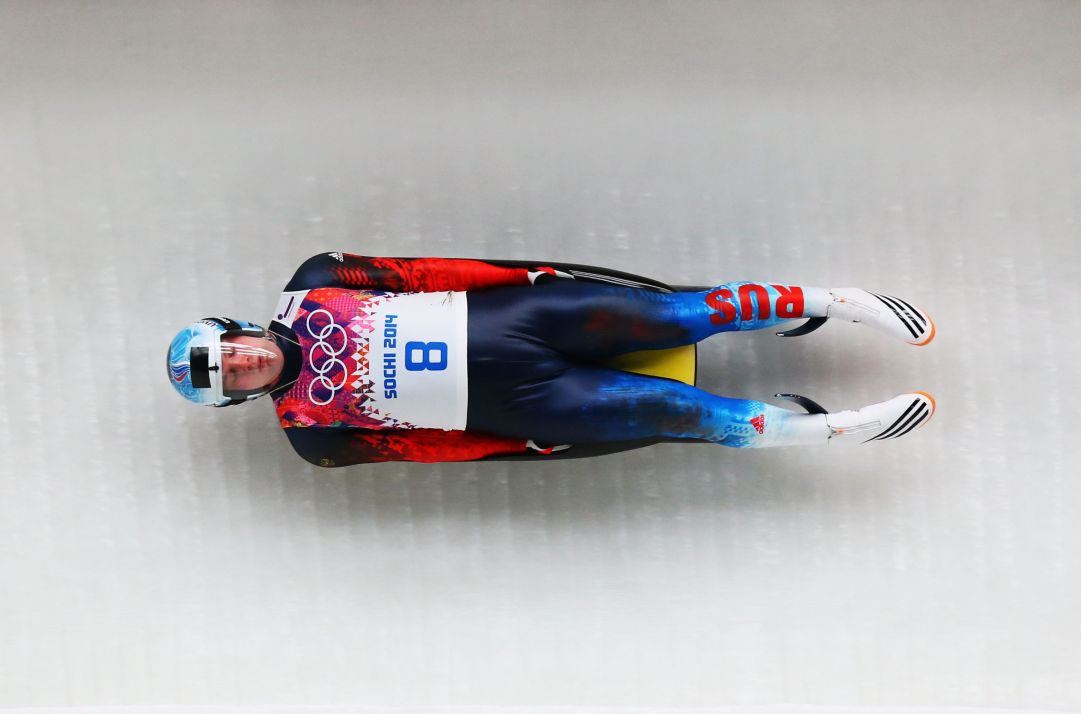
[270,253,817,466]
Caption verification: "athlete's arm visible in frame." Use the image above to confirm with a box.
[285,253,564,293]
[284,427,530,466]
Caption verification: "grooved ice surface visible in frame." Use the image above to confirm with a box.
[1,1,1079,710]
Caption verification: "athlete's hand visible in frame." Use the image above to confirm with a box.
[527,267,575,285]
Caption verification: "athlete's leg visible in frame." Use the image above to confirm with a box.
[469,279,935,360]
[467,281,826,443]
[467,364,828,447]
[467,364,936,448]
[468,280,831,360]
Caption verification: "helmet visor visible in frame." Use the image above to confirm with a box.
[190,332,281,402]
[219,337,282,399]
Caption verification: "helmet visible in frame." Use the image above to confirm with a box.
[166,317,273,406]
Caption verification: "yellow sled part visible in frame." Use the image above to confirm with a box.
[606,345,696,386]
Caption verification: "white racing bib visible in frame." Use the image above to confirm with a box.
[367,291,469,429]
[273,289,469,430]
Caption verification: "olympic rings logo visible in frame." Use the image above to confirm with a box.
[306,309,350,405]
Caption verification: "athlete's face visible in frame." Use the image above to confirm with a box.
[221,334,285,395]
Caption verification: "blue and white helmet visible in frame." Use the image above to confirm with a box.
[167,317,270,406]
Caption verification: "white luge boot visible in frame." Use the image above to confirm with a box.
[824,392,937,445]
[827,288,936,346]
[768,392,936,446]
